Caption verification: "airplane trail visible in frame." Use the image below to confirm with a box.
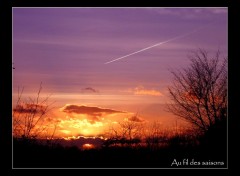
[104,27,205,65]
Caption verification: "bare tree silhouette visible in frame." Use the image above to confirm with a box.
[144,121,168,150]
[13,83,55,139]
[167,49,227,132]
[104,114,144,147]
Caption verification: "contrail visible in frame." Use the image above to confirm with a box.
[104,27,205,65]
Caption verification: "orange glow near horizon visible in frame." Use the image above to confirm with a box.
[51,104,133,138]
[82,143,94,150]
[12,84,187,139]
[12,99,188,139]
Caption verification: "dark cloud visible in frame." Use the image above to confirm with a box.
[82,87,99,93]
[13,103,46,114]
[61,104,125,117]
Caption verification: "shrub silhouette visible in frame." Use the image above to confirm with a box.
[13,83,55,139]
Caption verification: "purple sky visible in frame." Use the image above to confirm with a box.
[12,8,227,133]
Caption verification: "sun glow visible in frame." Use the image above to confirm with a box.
[82,143,94,150]
[49,104,135,138]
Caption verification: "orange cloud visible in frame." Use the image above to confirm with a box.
[134,86,163,96]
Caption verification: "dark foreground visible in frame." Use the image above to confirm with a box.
[13,128,227,168]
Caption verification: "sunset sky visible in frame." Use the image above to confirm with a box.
[12,8,227,138]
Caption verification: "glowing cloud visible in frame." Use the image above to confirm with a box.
[57,117,105,136]
[59,129,71,134]
[57,104,128,136]
[134,86,163,96]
